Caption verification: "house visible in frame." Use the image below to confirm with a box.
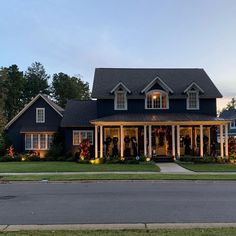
[219,109,236,137]
[5,94,64,157]
[5,68,230,159]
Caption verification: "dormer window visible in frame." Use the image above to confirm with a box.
[115,89,127,110]
[187,91,199,110]
[145,90,169,109]
[36,108,45,123]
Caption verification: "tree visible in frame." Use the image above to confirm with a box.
[220,97,236,116]
[51,73,90,107]
[0,68,7,132]
[226,98,236,111]
[4,65,26,121]
[24,62,50,103]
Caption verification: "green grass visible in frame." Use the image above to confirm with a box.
[0,162,159,173]
[1,228,236,236]
[179,163,236,172]
[3,173,236,181]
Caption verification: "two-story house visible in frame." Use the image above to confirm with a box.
[5,68,230,159]
[61,68,229,160]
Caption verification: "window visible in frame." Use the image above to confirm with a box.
[187,91,199,110]
[115,90,127,110]
[230,119,236,129]
[36,108,45,123]
[73,130,93,145]
[25,134,32,150]
[25,133,53,150]
[145,90,168,109]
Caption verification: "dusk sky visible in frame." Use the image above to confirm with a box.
[1,0,236,110]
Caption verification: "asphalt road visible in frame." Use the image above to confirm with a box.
[1,181,236,225]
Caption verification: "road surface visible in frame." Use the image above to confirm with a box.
[1,181,236,224]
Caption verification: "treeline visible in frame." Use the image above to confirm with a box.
[0,62,91,131]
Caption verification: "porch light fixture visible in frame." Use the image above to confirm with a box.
[153,95,157,99]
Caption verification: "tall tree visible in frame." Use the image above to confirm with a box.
[226,98,236,110]
[4,65,26,121]
[24,62,50,102]
[0,68,7,132]
[51,73,90,107]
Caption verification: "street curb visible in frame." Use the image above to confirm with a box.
[2,223,236,231]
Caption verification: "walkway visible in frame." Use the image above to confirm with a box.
[157,162,193,173]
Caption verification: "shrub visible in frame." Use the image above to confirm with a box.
[20,152,41,161]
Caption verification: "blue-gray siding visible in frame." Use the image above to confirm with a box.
[6,97,62,152]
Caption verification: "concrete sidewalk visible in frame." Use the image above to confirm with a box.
[2,223,236,231]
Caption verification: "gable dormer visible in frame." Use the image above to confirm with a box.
[184,82,204,110]
[141,76,173,110]
[110,82,131,110]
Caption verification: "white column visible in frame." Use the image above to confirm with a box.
[177,125,180,157]
[200,125,204,157]
[220,125,224,158]
[95,125,98,158]
[225,124,229,157]
[100,126,103,158]
[120,125,124,158]
[148,125,152,157]
[144,125,147,156]
[172,125,176,157]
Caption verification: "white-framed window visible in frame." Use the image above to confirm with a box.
[145,90,169,109]
[187,91,199,110]
[36,108,45,123]
[73,130,94,145]
[25,133,53,150]
[114,90,127,110]
[230,119,236,129]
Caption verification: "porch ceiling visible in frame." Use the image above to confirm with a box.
[90,113,229,126]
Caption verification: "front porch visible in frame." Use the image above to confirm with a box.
[91,114,230,160]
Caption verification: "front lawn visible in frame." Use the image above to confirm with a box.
[178,163,236,172]
[0,161,159,173]
[3,173,236,181]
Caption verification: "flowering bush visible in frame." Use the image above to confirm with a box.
[79,139,90,160]
[7,145,14,158]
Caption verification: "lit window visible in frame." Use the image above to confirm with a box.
[145,90,168,109]
[230,119,236,129]
[25,134,32,150]
[187,91,199,110]
[115,90,127,110]
[33,134,39,149]
[40,134,46,149]
[25,133,54,150]
[73,130,93,145]
[48,134,54,148]
[36,108,45,123]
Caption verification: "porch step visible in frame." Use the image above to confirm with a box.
[153,156,174,163]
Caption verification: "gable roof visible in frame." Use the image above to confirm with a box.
[92,68,222,99]
[5,94,64,129]
[141,76,174,94]
[110,82,131,94]
[183,82,204,93]
[219,109,236,119]
[61,100,97,127]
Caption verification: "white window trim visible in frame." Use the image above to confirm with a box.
[73,130,94,146]
[186,91,199,110]
[114,90,128,110]
[25,133,52,150]
[230,119,236,129]
[36,108,45,123]
[145,90,169,110]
